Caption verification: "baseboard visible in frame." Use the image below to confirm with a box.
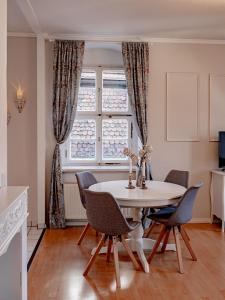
[37,223,46,229]
[66,218,212,226]
[189,218,211,224]
[66,219,87,226]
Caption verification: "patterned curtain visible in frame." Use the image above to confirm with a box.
[122,42,149,145]
[122,42,151,228]
[49,40,85,228]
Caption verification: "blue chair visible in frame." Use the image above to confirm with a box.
[147,183,203,273]
[145,170,189,238]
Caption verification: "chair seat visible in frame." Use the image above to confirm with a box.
[148,214,171,224]
[147,205,176,219]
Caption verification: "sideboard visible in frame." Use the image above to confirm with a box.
[210,170,225,232]
[0,186,28,300]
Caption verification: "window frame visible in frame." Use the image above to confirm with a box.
[62,66,136,166]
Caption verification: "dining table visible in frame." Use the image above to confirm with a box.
[89,180,186,273]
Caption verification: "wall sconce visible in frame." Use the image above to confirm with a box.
[15,85,26,113]
[7,111,11,125]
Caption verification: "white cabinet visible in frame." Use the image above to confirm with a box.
[211,170,225,232]
[0,186,28,300]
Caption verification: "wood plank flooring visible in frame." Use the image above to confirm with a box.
[28,224,225,300]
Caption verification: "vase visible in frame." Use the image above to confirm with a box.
[136,165,142,187]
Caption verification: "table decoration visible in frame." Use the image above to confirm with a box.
[123,148,137,189]
[123,145,153,189]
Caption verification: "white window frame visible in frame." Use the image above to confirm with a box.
[62,66,137,166]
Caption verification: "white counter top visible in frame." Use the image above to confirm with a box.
[0,186,28,215]
[211,169,225,176]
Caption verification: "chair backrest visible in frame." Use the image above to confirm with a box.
[83,190,132,236]
[75,172,97,209]
[167,182,203,226]
[165,169,189,188]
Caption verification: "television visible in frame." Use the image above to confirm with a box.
[219,131,225,168]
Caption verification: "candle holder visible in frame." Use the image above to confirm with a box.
[126,172,135,189]
[140,176,148,189]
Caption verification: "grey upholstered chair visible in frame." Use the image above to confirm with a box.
[165,169,189,188]
[145,169,189,238]
[147,182,203,273]
[75,171,97,245]
[83,190,140,288]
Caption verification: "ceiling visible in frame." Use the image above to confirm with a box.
[7,0,225,40]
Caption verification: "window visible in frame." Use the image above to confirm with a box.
[63,67,136,165]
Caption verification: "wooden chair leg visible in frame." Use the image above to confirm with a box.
[77,223,90,245]
[145,221,156,238]
[160,228,171,253]
[180,226,197,261]
[106,237,112,262]
[121,236,140,270]
[83,234,105,276]
[173,226,184,274]
[113,236,121,288]
[182,226,190,241]
[148,225,166,263]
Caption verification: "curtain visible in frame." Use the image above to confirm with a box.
[122,42,151,228]
[122,42,149,145]
[49,40,85,228]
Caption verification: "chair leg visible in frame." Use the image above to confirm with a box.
[106,237,112,262]
[77,223,90,245]
[145,221,156,238]
[181,226,190,241]
[180,226,197,261]
[148,225,167,264]
[173,226,184,274]
[83,234,105,276]
[113,236,121,288]
[121,236,140,270]
[160,227,171,253]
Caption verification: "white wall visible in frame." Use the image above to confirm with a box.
[46,41,225,221]
[149,43,225,220]
[7,37,37,224]
[0,0,7,186]
[8,38,225,223]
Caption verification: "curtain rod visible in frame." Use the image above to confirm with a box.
[47,35,144,43]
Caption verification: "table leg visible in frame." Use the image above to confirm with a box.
[128,208,150,273]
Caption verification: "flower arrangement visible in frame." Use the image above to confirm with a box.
[123,145,153,169]
[123,145,153,188]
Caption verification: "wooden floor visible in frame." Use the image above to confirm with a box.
[28,224,225,300]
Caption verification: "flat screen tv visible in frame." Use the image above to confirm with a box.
[219,131,225,168]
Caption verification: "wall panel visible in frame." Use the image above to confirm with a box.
[166,72,199,141]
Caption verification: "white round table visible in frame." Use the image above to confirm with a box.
[89,180,186,273]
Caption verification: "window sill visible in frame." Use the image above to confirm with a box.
[62,165,136,173]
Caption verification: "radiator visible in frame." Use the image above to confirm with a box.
[64,183,132,221]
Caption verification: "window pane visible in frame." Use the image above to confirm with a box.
[102,70,128,112]
[77,71,96,112]
[70,119,96,160]
[70,140,96,159]
[102,119,128,160]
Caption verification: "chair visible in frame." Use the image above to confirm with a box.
[75,171,97,245]
[83,190,140,288]
[145,170,189,238]
[147,182,203,273]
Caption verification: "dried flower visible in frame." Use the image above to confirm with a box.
[123,145,153,166]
